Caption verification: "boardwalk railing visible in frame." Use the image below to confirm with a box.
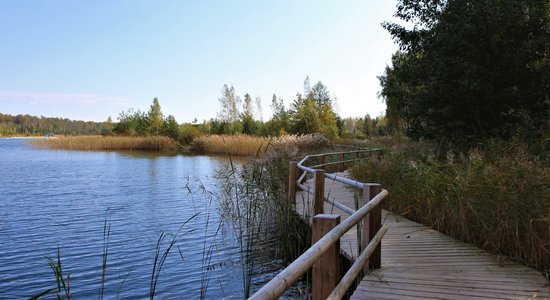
[250,149,388,300]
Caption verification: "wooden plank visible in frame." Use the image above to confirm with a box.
[294,171,550,300]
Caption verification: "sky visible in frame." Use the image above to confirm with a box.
[0,1,399,123]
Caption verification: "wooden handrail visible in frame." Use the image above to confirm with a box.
[296,148,384,189]
[249,189,388,300]
[256,148,387,299]
[296,182,356,215]
[327,225,388,300]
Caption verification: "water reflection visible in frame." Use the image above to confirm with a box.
[0,139,289,299]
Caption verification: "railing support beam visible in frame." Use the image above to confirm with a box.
[288,161,297,205]
[362,184,382,270]
[314,170,325,215]
[312,214,340,300]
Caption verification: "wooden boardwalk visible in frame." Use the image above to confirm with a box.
[295,172,550,299]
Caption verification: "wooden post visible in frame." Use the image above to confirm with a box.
[312,214,340,300]
[362,184,382,270]
[339,153,345,172]
[314,170,325,215]
[288,161,297,205]
[319,155,325,170]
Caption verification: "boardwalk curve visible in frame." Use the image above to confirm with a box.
[296,171,550,299]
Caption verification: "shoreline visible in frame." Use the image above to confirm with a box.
[0,136,46,139]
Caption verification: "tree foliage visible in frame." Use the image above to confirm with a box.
[241,93,260,135]
[148,98,164,135]
[290,80,339,140]
[379,0,550,145]
[216,84,242,134]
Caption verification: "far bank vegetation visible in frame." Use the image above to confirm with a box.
[30,135,178,152]
[21,77,391,155]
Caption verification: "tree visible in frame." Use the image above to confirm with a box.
[114,109,147,136]
[148,98,164,136]
[217,85,242,134]
[162,115,179,140]
[241,93,259,135]
[265,94,290,136]
[102,116,113,136]
[254,96,263,122]
[379,0,550,145]
[290,79,340,140]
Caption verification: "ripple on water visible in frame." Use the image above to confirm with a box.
[0,139,289,299]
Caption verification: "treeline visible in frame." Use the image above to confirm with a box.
[1,76,392,142]
[0,113,111,136]
[113,77,391,145]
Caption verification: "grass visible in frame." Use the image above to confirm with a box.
[30,135,179,152]
[192,133,330,156]
[350,138,550,277]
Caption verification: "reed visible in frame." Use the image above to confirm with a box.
[192,133,329,156]
[216,144,312,297]
[30,135,178,152]
[350,139,550,276]
[33,212,199,299]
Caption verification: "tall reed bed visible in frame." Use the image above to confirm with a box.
[192,133,329,156]
[351,140,550,276]
[216,144,312,297]
[31,136,178,152]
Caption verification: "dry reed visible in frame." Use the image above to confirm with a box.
[30,135,178,152]
[192,134,329,156]
[351,140,550,276]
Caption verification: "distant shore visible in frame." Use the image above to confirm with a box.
[0,136,47,139]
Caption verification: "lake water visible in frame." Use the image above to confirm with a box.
[0,139,289,299]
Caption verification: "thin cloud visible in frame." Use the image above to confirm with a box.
[0,90,131,106]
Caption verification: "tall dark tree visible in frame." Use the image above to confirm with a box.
[380,0,550,144]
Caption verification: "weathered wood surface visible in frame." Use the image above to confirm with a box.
[295,172,550,299]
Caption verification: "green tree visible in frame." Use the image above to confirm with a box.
[379,0,550,145]
[289,80,340,140]
[241,93,259,135]
[179,123,201,144]
[162,115,179,140]
[265,94,290,136]
[217,85,242,134]
[101,116,113,136]
[148,98,164,136]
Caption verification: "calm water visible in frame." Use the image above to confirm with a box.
[0,139,283,299]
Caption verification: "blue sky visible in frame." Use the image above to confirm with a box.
[0,1,399,122]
